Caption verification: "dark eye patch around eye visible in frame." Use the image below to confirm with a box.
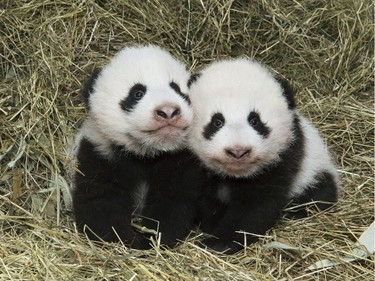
[120,83,147,112]
[203,112,225,140]
[248,111,270,138]
[170,81,191,105]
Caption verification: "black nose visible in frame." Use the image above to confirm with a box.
[225,148,251,159]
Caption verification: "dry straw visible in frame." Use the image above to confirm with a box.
[0,0,373,280]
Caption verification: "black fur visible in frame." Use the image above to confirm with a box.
[73,138,205,248]
[187,73,201,88]
[170,82,191,105]
[248,111,270,138]
[284,171,339,219]
[198,115,305,254]
[203,113,225,140]
[120,83,147,112]
[275,76,296,110]
[82,68,102,108]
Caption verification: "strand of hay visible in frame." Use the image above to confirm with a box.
[1,0,373,280]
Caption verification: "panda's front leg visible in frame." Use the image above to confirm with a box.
[73,182,152,250]
[139,192,199,248]
[200,196,285,254]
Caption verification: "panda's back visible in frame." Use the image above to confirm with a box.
[289,114,339,198]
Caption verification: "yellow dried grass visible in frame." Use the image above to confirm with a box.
[0,0,373,280]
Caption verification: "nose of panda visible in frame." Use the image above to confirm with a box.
[154,104,181,121]
[225,147,252,159]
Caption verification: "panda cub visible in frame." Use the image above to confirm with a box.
[72,45,203,249]
[188,59,340,254]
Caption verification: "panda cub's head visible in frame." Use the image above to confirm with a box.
[82,45,192,157]
[188,59,296,178]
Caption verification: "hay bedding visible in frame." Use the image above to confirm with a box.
[0,0,373,279]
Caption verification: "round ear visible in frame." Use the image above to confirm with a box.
[81,68,102,109]
[275,76,296,110]
[187,73,201,88]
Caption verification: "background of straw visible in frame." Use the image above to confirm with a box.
[0,0,373,280]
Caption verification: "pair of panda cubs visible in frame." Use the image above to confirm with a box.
[72,44,339,254]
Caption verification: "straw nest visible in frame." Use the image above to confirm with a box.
[0,0,373,280]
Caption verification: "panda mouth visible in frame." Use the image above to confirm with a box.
[213,158,261,171]
[142,125,188,133]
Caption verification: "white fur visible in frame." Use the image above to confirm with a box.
[79,45,192,158]
[217,184,231,203]
[188,58,339,197]
[289,116,339,197]
[188,59,294,178]
[132,182,149,216]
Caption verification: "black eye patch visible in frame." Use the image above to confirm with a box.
[187,73,201,88]
[120,83,147,112]
[170,81,191,105]
[248,111,270,138]
[203,112,225,140]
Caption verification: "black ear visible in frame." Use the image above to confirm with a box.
[275,76,296,110]
[187,73,201,88]
[82,68,102,108]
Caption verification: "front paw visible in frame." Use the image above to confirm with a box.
[200,237,243,254]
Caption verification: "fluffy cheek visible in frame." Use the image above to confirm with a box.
[261,124,294,161]
[189,136,218,168]
[245,140,279,172]
[91,101,131,143]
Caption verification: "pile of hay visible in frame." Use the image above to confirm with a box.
[1,0,373,280]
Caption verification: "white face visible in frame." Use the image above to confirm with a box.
[188,59,295,178]
[88,45,192,156]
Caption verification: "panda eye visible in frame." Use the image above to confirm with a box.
[203,112,225,140]
[120,83,147,112]
[214,118,224,128]
[249,116,259,126]
[247,110,270,138]
[133,90,145,99]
